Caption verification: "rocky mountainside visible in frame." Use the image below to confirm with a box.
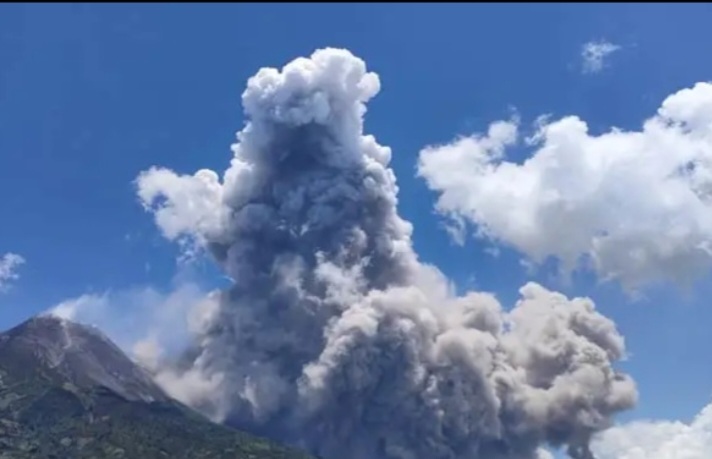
[0,315,315,459]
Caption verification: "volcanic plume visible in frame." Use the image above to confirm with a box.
[136,48,637,459]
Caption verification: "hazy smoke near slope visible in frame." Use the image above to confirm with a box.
[136,48,637,459]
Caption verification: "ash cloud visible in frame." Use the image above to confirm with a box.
[136,48,636,459]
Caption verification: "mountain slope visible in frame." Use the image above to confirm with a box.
[0,315,315,459]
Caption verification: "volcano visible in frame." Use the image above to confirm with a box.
[0,315,315,459]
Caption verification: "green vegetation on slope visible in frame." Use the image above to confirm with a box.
[0,318,315,459]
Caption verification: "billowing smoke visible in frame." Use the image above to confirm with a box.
[136,48,637,459]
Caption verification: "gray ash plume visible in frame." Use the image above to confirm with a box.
[136,48,637,459]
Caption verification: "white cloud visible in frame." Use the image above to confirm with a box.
[418,82,712,292]
[581,40,621,74]
[0,252,25,292]
[593,402,712,459]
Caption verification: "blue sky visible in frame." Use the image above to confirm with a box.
[2,3,712,457]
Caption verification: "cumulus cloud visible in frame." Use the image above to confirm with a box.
[581,40,620,74]
[0,252,25,292]
[136,48,635,459]
[592,402,712,459]
[418,82,712,292]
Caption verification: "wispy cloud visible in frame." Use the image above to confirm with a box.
[0,253,25,292]
[581,40,621,74]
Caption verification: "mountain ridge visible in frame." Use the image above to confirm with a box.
[0,315,315,459]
